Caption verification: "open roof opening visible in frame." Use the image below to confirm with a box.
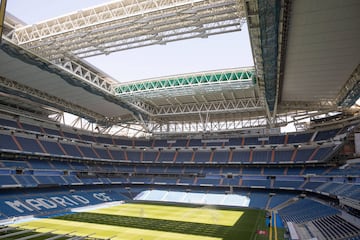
[7,0,253,84]
[86,28,254,83]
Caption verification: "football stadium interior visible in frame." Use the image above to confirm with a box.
[0,0,360,239]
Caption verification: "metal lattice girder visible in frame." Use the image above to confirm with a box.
[153,97,264,116]
[114,67,256,98]
[10,0,246,59]
[150,115,276,134]
[336,64,360,107]
[257,0,281,112]
[55,58,116,93]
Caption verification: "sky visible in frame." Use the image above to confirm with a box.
[6,0,254,83]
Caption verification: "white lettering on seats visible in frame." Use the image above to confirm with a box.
[93,193,112,201]
[72,195,90,204]
[5,200,34,213]
[50,196,75,207]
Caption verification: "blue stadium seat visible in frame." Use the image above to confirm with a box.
[39,140,64,155]
[268,194,296,209]
[165,166,183,174]
[269,135,285,145]
[61,143,82,157]
[153,139,168,147]
[13,175,38,187]
[79,134,96,142]
[69,161,89,170]
[222,166,241,174]
[314,128,341,141]
[212,150,229,163]
[176,150,193,163]
[242,167,261,175]
[27,159,53,169]
[197,177,220,185]
[93,147,112,159]
[134,139,152,147]
[0,175,19,186]
[274,149,293,162]
[0,118,19,129]
[178,177,194,184]
[95,136,114,145]
[172,139,188,147]
[126,150,141,162]
[43,127,61,136]
[188,139,203,147]
[143,150,158,162]
[148,166,164,174]
[158,151,175,162]
[252,150,272,163]
[263,167,285,175]
[193,151,211,163]
[16,136,44,153]
[113,138,132,146]
[202,166,220,174]
[1,160,29,169]
[135,165,148,173]
[0,134,19,151]
[311,146,334,161]
[294,148,314,162]
[62,131,80,139]
[153,176,177,184]
[108,149,125,160]
[228,137,242,146]
[279,199,339,223]
[248,192,269,209]
[78,145,98,158]
[287,133,312,144]
[274,176,303,189]
[130,176,153,184]
[232,150,250,163]
[21,123,42,133]
[244,137,261,145]
[242,176,270,188]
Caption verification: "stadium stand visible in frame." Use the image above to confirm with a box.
[0,1,360,238]
[279,198,340,223]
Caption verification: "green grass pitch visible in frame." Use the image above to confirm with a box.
[11,202,277,240]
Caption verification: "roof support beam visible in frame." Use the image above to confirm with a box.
[336,64,360,107]
[114,67,256,97]
[150,115,274,135]
[11,0,246,59]
[257,0,281,112]
[55,58,114,93]
[154,98,264,116]
[245,0,271,125]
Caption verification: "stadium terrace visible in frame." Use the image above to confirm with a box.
[0,0,359,240]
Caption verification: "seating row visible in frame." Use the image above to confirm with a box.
[0,188,128,218]
[1,170,359,201]
[3,158,359,177]
[0,117,347,148]
[0,133,338,163]
[311,215,360,239]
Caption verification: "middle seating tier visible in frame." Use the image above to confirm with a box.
[0,132,338,164]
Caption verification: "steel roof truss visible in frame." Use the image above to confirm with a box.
[114,67,255,96]
[154,98,264,116]
[11,0,246,59]
[55,58,114,93]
